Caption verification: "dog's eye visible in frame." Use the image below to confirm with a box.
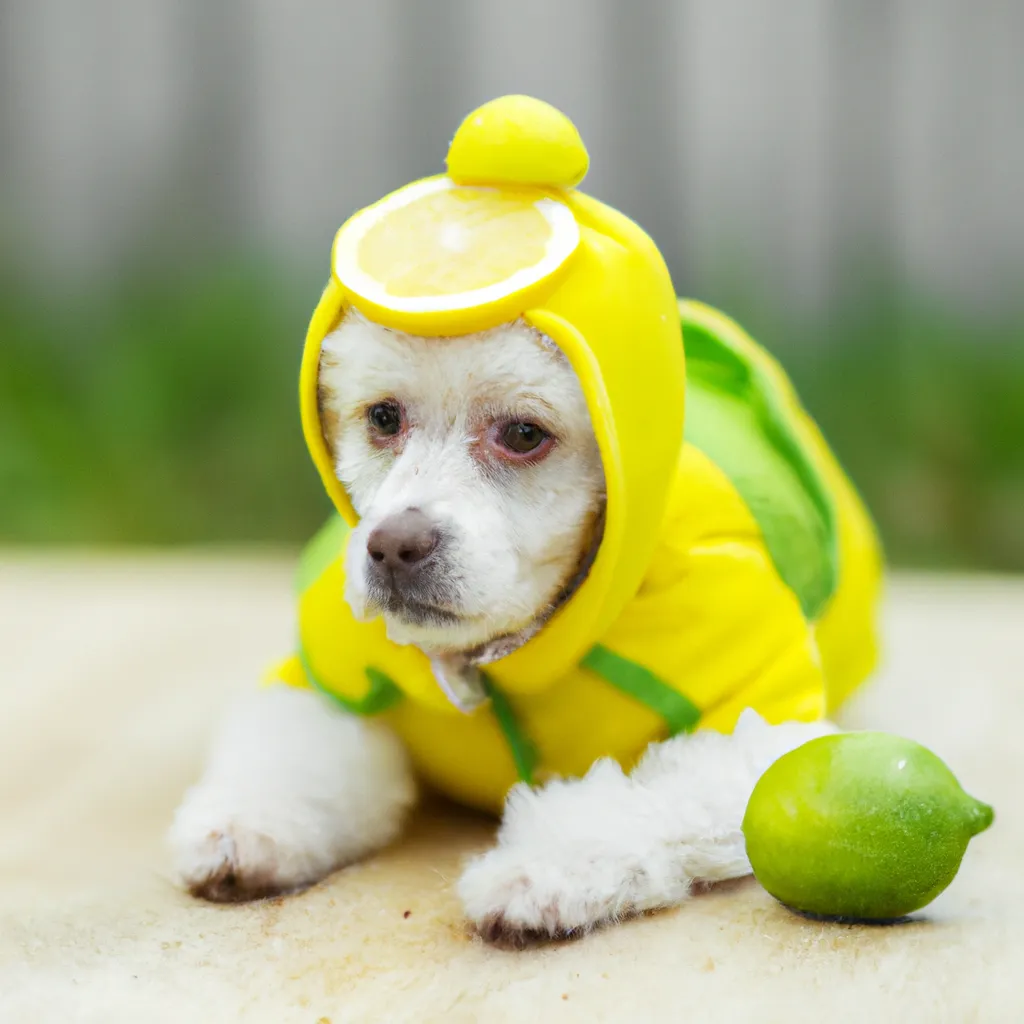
[367,402,402,436]
[499,422,548,454]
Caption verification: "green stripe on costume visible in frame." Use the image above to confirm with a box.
[581,644,701,735]
[680,302,839,620]
[483,675,537,785]
[298,645,404,716]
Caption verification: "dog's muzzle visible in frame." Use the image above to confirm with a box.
[364,508,460,626]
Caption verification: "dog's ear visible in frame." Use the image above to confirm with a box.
[317,347,342,460]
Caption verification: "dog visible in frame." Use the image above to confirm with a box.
[169,95,881,942]
[170,311,864,940]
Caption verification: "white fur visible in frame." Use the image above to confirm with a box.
[170,685,415,898]
[457,711,836,939]
[320,312,604,654]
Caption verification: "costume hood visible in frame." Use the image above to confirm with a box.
[298,95,684,701]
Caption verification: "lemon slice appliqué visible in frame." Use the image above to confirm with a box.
[332,178,579,319]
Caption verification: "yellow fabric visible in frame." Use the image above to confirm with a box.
[678,301,883,710]
[277,95,883,814]
[447,94,589,188]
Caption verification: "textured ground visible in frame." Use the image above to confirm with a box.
[0,555,1021,1023]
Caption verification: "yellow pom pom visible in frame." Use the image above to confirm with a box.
[446,95,589,190]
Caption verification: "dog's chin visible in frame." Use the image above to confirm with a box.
[365,588,533,655]
[348,565,565,657]
[377,605,505,654]
[347,575,469,642]
[372,589,462,628]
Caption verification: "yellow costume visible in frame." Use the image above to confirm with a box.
[272,96,883,813]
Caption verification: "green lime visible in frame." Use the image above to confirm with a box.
[742,732,993,920]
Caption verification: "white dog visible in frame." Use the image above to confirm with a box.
[170,312,834,941]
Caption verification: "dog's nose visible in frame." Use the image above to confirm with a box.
[367,509,439,572]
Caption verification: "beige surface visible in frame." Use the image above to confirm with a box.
[0,556,1021,1023]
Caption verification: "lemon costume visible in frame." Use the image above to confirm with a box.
[273,96,883,814]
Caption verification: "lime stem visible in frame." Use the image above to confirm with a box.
[968,799,995,835]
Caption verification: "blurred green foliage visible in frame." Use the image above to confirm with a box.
[1,256,1022,570]
[0,258,330,544]
[781,304,1024,573]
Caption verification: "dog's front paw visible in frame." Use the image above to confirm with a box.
[457,846,628,945]
[169,787,338,903]
[172,820,291,903]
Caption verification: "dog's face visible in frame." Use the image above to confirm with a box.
[318,312,605,655]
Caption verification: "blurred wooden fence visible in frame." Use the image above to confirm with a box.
[2,0,1022,324]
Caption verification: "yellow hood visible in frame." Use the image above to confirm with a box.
[298,95,684,695]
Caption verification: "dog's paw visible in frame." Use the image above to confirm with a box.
[173,821,293,903]
[169,787,338,903]
[457,846,630,945]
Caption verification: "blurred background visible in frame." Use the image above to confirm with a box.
[1,0,1021,570]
